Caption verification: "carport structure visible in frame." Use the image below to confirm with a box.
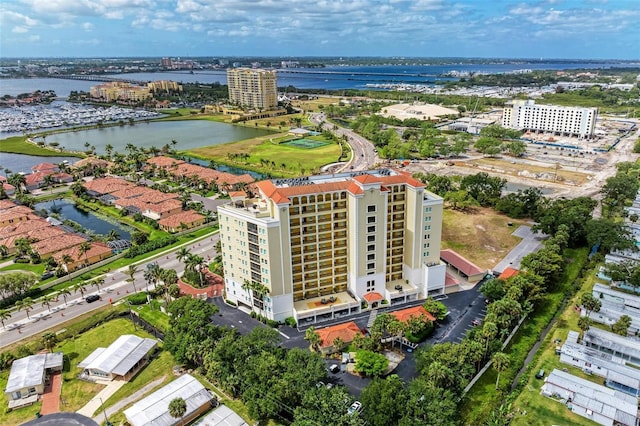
[440,249,486,283]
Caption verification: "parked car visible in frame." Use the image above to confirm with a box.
[85,294,100,303]
[347,401,362,415]
[40,271,54,280]
[535,369,545,379]
[329,364,340,374]
[471,319,481,326]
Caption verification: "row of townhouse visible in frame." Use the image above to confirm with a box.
[82,176,206,232]
[144,156,254,192]
[560,330,640,397]
[0,200,112,271]
[584,283,640,334]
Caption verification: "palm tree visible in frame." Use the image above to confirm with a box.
[41,332,58,352]
[127,264,139,293]
[91,278,105,293]
[78,241,92,267]
[427,361,454,388]
[61,254,74,271]
[578,316,592,341]
[492,352,510,390]
[176,247,191,264]
[305,327,321,352]
[482,321,498,357]
[73,282,87,298]
[41,294,55,312]
[168,397,187,425]
[16,297,34,319]
[186,254,205,286]
[0,309,11,329]
[104,144,113,159]
[59,288,72,305]
[106,229,120,242]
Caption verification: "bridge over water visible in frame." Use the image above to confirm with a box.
[50,74,148,85]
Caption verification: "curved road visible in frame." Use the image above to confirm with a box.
[0,231,220,348]
[309,112,379,172]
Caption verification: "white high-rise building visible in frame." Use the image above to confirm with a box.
[502,100,597,138]
[218,170,446,324]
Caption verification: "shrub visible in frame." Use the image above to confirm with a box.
[250,311,256,318]
[127,292,148,305]
[284,316,297,327]
[405,323,435,343]
[124,236,177,258]
[267,319,280,328]
[225,299,236,306]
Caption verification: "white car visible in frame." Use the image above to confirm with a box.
[347,401,362,415]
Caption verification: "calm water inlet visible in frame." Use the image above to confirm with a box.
[34,199,132,240]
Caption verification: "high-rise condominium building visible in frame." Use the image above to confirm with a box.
[218,170,446,324]
[502,100,598,138]
[227,68,278,110]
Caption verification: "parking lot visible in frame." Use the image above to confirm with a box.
[207,279,489,397]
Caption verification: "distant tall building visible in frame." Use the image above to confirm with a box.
[89,82,151,103]
[218,170,446,323]
[160,57,172,69]
[227,68,278,110]
[502,100,598,139]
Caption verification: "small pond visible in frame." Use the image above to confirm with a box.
[34,199,132,240]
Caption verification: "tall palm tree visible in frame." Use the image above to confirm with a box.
[0,309,11,329]
[91,278,105,293]
[78,241,92,267]
[73,282,87,298]
[106,229,120,242]
[16,297,34,319]
[482,321,498,357]
[176,247,191,264]
[41,294,55,312]
[304,326,321,352]
[58,288,72,305]
[41,332,58,352]
[127,264,139,293]
[578,316,592,341]
[61,254,74,271]
[492,352,510,390]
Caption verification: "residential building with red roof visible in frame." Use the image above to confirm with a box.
[32,234,87,256]
[218,169,445,324]
[53,242,113,272]
[315,321,363,354]
[158,210,206,233]
[498,267,519,281]
[390,306,436,323]
[0,206,34,228]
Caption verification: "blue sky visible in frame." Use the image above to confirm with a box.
[1,0,638,59]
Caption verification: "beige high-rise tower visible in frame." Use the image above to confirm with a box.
[227,68,278,110]
[218,170,446,324]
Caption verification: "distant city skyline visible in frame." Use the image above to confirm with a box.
[1,0,639,60]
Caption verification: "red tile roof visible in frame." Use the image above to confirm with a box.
[316,321,363,348]
[363,292,384,303]
[83,177,135,195]
[0,217,50,238]
[53,242,112,264]
[32,163,58,172]
[32,234,87,255]
[0,200,17,211]
[445,272,459,287]
[498,267,519,280]
[158,210,205,228]
[391,306,435,323]
[440,249,484,277]
[0,206,33,224]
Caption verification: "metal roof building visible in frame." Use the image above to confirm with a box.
[78,335,157,381]
[583,328,640,368]
[542,369,639,426]
[192,405,248,426]
[124,374,215,426]
[4,352,63,409]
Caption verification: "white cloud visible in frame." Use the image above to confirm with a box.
[12,26,29,33]
[82,22,93,30]
[28,34,40,41]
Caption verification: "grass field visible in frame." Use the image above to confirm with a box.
[291,96,340,113]
[441,207,527,269]
[185,133,342,177]
[466,157,589,186]
[509,271,605,426]
[0,136,84,157]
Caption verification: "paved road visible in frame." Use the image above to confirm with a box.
[493,225,546,274]
[0,231,220,348]
[309,113,379,172]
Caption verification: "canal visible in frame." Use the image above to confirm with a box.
[34,199,133,240]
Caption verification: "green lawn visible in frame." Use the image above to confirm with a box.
[0,263,45,274]
[186,133,342,177]
[0,136,84,157]
[510,270,605,426]
[135,300,170,333]
[461,248,589,424]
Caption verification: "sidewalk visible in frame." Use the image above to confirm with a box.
[76,380,126,417]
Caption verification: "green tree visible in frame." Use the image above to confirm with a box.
[168,397,187,425]
[73,282,87,298]
[586,218,636,254]
[304,326,321,352]
[580,293,602,317]
[578,316,592,340]
[360,375,406,426]
[492,352,510,390]
[293,386,364,426]
[41,294,55,312]
[16,297,34,319]
[504,140,526,157]
[354,350,388,377]
[481,278,506,302]
[127,264,139,293]
[474,137,503,157]
[400,378,459,426]
[612,315,632,336]
[41,332,58,352]
[0,309,11,329]
[460,172,506,207]
[58,288,72,305]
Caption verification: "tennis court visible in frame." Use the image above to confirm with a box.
[283,138,330,149]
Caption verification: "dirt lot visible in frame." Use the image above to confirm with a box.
[441,207,528,269]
